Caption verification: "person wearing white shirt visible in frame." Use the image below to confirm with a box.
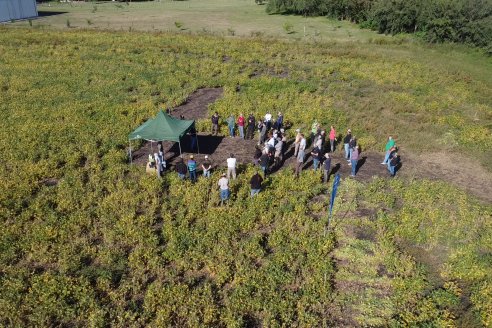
[226,154,237,179]
[264,112,272,131]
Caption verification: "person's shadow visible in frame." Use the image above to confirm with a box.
[356,156,367,174]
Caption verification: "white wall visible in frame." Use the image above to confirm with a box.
[0,0,38,22]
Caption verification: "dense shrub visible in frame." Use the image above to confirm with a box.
[265,0,492,49]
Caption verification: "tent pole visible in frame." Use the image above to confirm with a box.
[196,134,200,154]
[129,140,132,164]
[178,141,182,156]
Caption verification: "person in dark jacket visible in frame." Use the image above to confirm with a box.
[176,158,188,179]
[388,152,399,177]
[250,171,264,196]
[311,146,322,171]
[246,113,256,140]
[211,112,219,136]
[343,129,352,160]
[259,150,270,176]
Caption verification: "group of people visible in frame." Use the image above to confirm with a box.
[212,111,284,140]
[146,112,402,203]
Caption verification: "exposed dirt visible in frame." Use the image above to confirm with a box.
[169,87,223,120]
[131,87,492,203]
[401,151,492,203]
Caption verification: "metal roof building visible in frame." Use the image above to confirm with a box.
[0,0,38,22]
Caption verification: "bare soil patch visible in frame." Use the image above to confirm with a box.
[131,87,492,203]
[401,151,492,203]
[170,87,223,120]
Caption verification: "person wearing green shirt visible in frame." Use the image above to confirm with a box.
[381,136,396,164]
[226,115,235,137]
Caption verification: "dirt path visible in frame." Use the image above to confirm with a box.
[170,87,223,120]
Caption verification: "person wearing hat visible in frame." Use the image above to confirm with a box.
[218,173,230,204]
[187,155,197,182]
[226,153,237,180]
[323,153,332,183]
[343,129,352,160]
[202,155,212,178]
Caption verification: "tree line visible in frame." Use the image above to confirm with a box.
[265,0,492,50]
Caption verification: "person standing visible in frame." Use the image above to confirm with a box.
[259,150,269,176]
[381,136,396,164]
[237,114,245,139]
[187,155,197,182]
[218,173,229,204]
[246,113,256,140]
[154,153,162,177]
[387,146,397,171]
[264,112,272,131]
[226,114,235,137]
[329,126,337,153]
[319,130,326,152]
[293,129,302,157]
[343,129,352,160]
[388,152,399,177]
[202,155,212,178]
[298,133,306,159]
[258,120,267,144]
[348,136,357,163]
[350,145,359,177]
[274,136,283,169]
[176,158,187,180]
[250,171,263,197]
[227,153,237,179]
[323,153,332,183]
[274,112,283,130]
[295,134,306,177]
[311,146,321,171]
[311,120,319,146]
[211,112,219,136]
[189,126,198,153]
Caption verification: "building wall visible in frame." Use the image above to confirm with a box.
[0,0,38,22]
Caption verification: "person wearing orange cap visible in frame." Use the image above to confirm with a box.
[187,155,197,182]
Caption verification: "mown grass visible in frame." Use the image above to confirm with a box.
[23,0,390,42]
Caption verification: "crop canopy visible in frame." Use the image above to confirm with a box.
[129,110,195,142]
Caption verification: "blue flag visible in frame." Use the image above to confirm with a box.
[329,173,341,218]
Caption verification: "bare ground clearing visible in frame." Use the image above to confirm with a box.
[132,88,492,203]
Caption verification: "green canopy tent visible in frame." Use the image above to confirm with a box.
[128,110,199,163]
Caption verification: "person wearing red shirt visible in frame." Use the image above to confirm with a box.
[329,126,337,153]
[237,114,245,139]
